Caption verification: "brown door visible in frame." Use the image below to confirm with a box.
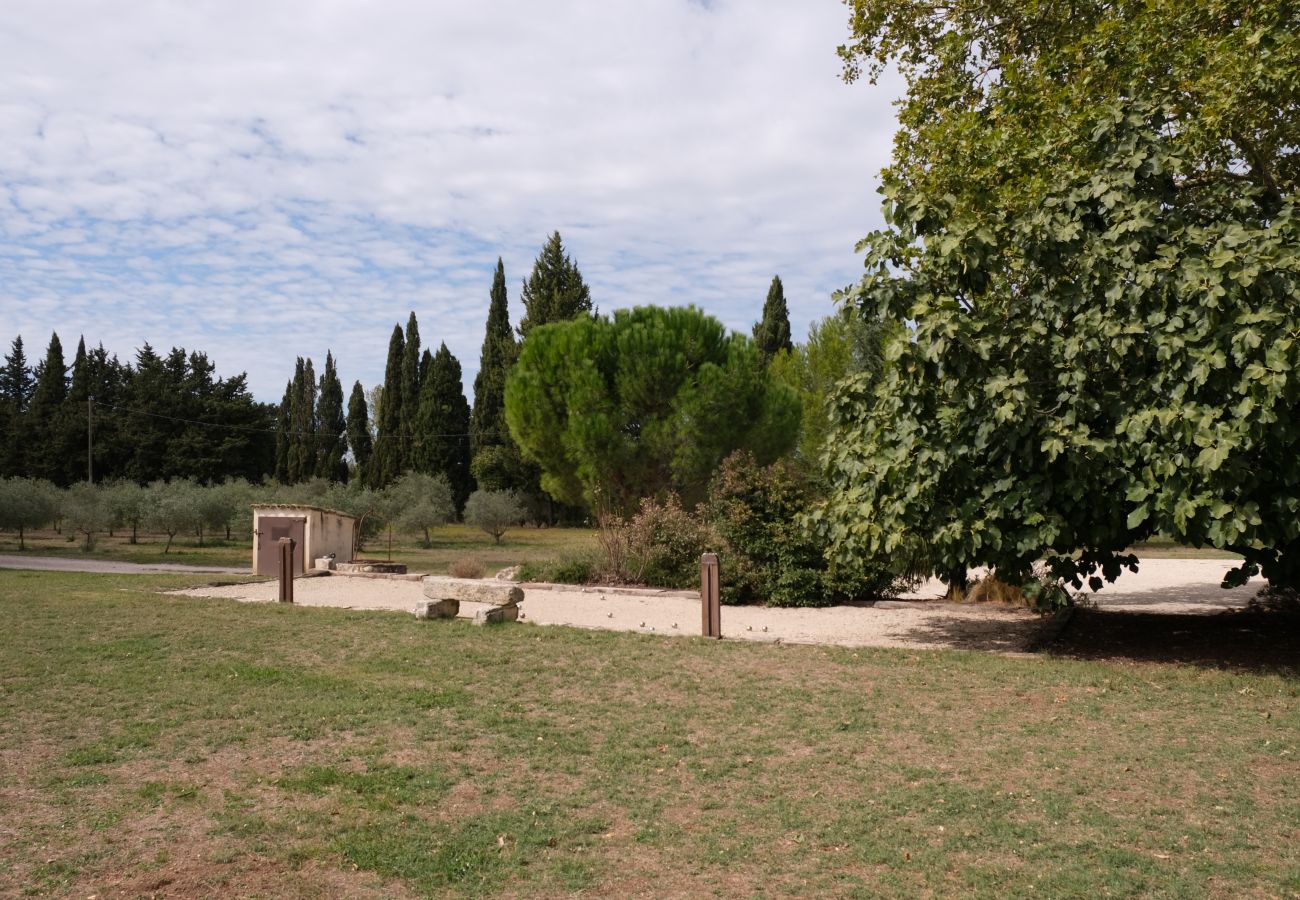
[256,517,306,575]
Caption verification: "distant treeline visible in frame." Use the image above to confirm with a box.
[0,333,275,486]
[3,231,795,517]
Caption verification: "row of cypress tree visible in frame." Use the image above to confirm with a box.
[0,333,275,486]
[2,230,794,504]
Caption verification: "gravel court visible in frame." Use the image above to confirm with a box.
[173,558,1264,653]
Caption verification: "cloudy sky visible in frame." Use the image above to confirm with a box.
[0,0,901,402]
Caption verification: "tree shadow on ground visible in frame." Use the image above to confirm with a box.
[1045,607,1300,676]
[892,609,1052,654]
[1078,578,1257,613]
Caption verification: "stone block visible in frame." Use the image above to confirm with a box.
[414,598,460,620]
[422,576,523,608]
[473,605,519,626]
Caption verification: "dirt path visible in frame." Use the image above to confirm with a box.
[0,554,248,575]
[174,558,1264,654]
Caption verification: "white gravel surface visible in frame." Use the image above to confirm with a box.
[174,558,1262,653]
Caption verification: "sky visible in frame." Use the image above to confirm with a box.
[0,0,902,403]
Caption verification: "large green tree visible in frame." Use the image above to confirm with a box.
[470,258,533,493]
[471,258,516,456]
[285,357,317,483]
[26,333,67,484]
[413,343,474,509]
[346,380,373,483]
[274,380,292,483]
[770,308,894,472]
[0,337,33,476]
[517,232,593,338]
[752,275,794,362]
[505,305,800,515]
[400,312,421,470]
[371,325,405,487]
[315,352,348,482]
[820,0,1300,591]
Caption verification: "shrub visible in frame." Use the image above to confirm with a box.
[447,557,486,579]
[550,556,596,584]
[707,451,898,607]
[624,495,711,589]
[516,554,596,585]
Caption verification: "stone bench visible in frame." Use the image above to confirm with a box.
[415,576,524,625]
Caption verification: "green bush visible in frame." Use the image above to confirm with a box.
[516,554,596,585]
[707,452,898,607]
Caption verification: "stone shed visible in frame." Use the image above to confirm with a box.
[252,504,356,576]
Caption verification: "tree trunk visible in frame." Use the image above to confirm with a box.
[944,569,969,602]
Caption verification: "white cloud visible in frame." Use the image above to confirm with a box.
[0,0,902,400]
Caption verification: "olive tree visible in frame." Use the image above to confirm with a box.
[145,479,201,554]
[0,477,59,549]
[464,489,525,544]
[104,479,147,544]
[391,471,455,548]
[63,482,110,551]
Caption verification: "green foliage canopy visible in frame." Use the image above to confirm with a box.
[505,305,800,515]
[820,0,1300,589]
[769,308,893,472]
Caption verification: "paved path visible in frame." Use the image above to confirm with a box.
[0,554,250,575]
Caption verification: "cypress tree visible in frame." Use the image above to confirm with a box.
[0,337,33,411]
[124,344,166,484]
[472,258,517,454]
[316,351,348,482]
[517,232,593,338]
[753,275,794,362]
[372,325,405,487]
[284,359,305,481]
[346,380,373,483]
[84,344,129,482]
[413,342,474,509]
[274,380,292,483]
[0,336,32,477]
[61,337,91,484]
[401,312,421,470]
[288,357,317,482]
[27,332,67,483]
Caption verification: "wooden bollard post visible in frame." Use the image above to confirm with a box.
[701,552,720,639]
[278,537,295,604]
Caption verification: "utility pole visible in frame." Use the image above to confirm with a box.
[87,395,94,484]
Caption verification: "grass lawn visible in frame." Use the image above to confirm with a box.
[0,525,598,574]
[1,570,1296,898]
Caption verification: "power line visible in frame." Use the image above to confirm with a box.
[93,400,507,441]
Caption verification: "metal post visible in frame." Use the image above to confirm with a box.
[278,537,295,603]
[701,552,721,639]
[87,396,94,484]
